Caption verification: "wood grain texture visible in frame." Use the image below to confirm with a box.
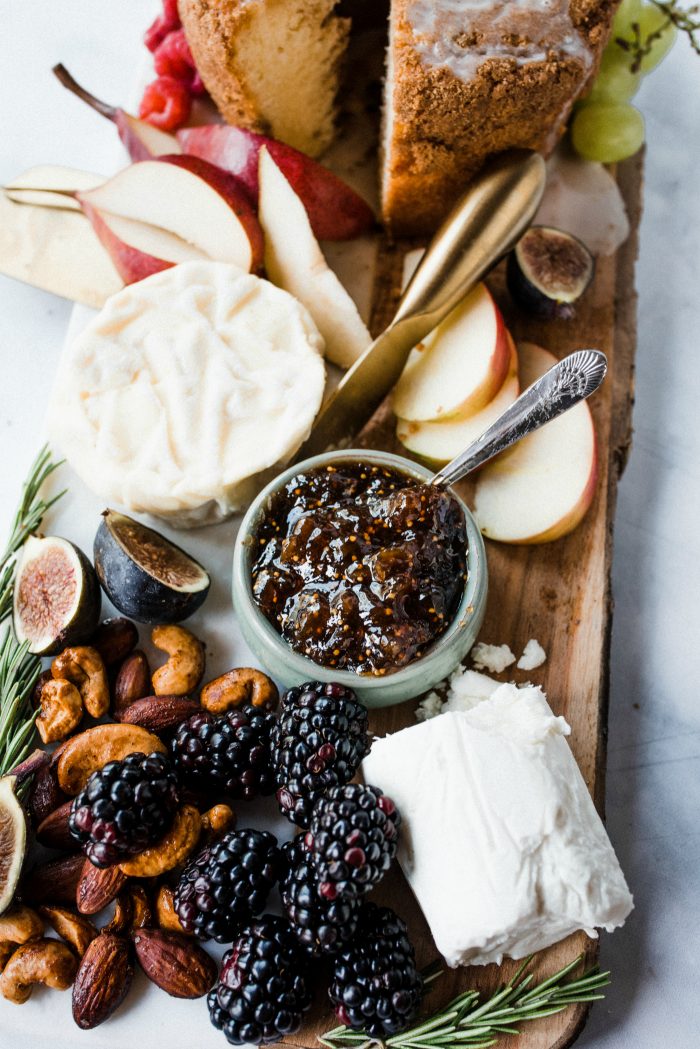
[281,151,643,1049]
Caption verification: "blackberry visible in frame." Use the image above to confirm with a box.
[170,706,276,800]
[68,751,179,868]
[175,829,281,942]
[280,835,361,957]
[208,915,312,1045]
[307,784,400,899]
[271,681,369,828]
[329,904,423,1037]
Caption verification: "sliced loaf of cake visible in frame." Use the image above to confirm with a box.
[179,0,351,157]
[381,0,619,234]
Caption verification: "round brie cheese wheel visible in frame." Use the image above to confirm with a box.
[49,261,326,526]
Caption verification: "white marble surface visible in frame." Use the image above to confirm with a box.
[1,2,699,1046]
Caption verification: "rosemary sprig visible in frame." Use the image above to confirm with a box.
[0,444,65,623]
[318,954,610,1049]
[0,629,40,779]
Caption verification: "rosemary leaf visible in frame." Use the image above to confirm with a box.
[0,444,66,623]
[318,954,610,1049]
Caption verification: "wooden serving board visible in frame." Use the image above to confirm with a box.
[281,150,643,1049]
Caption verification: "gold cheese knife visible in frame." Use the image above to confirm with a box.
[294,149,547,462]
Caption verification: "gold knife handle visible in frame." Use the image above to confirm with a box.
[294,150,546,461]
[393,150,546,338]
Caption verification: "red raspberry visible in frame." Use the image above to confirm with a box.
[154,28,196,83]
[144,0,181,53]
[139,76,191,131]
[162,0,181,23]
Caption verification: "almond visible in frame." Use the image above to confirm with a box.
[72,933,134,1029]
[91,618,138,666]
[21,853,84,905]
[115,694,199,732]
[133,928,216,998]
[36,800,74,851]
[57,723,166,795]
[113,650,151,715]
[76,860,127,915]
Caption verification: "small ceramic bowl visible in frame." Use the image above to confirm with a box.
[232,449,487,708]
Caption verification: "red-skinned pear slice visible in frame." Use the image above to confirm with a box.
[258,147,371,369]
[53,64,181,162]
[473,342,598,544]
[397,334,520,465]
[77,156,264,274]
[80,202,205,284]
[178,124,375,241]
[393,283,511,423]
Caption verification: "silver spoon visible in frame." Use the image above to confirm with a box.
[431,349,607,488]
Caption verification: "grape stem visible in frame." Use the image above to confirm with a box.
[616,2,700,73]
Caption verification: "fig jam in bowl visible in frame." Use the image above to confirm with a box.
[232,450,487,707]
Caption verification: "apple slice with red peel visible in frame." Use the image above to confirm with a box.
[258,146,371,369]
[393,284,511,423]
[79,201,206,284]
[78,155,264,273]
[397,334,520,465]
[53,64,181,161]
[178,124,375,241]
[473,342,598,544]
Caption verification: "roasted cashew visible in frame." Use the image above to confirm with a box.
[118,805,202,877]
[0,938,77,1003]
[36,679,83,744]
[37,906,96,958]
[201,668,278,713]
[0,905,44,946]
[103,886,152,935]
[51,647,109,718]
[151,626,205,697]
[155,886,189,936]
[200,804,235,844]
[0,943,15,973]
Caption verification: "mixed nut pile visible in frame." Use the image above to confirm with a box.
[2,616,423,1043]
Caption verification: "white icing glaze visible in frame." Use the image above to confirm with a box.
[407,0,593,80]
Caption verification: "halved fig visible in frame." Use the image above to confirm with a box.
[0,777,27,915]
[93,510,210,624]
[507,226,595,320]
[13,536,101,655]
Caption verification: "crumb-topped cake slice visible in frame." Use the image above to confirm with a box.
[179,0,351,157]
[382,0,619,235]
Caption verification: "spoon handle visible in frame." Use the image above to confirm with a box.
[431,349,608,488]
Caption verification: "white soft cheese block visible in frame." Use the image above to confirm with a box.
[48,261,326,526]
[363,684,633,967]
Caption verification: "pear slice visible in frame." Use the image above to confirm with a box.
[78,156,264,274]
[53,64,180,161]
[258,146,371,369]
[473,342,598,544]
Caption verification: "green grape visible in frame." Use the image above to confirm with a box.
[571,102,645,163]
[588,48,642,102]
[614,3,678,74]
[612,0,644,36]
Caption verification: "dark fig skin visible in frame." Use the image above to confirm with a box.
[93,510,210,625]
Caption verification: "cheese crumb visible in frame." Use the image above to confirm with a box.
[471,642,516,673]
[517,639,547,671]
[416,692,444,720]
